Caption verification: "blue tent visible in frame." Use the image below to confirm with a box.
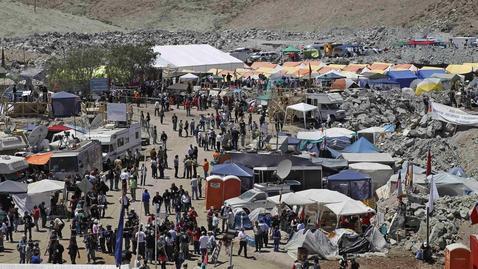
[387,70,417,88]
[51,91,81,117]
[359,78,401,88]
[327,170,372,200]
[328,137,379,158]
[417,69,446,79]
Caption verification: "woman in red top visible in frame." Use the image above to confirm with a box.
[32,206,41,232]
[191,226,201,255]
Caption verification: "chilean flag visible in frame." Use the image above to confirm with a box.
[470,202,478,225]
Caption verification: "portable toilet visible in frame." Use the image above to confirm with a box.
[223,175,241,200]
[471,235,478,269]
[444,243,470,269]
[205,176,224,209]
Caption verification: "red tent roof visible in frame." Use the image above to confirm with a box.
[48,125,71,132]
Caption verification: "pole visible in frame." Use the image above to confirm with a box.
[154,217,158,269]
[426,206,429,246]
[228,242,233,269]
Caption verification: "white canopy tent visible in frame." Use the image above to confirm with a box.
[267,192,317,206]
[324,199,375,217]
[152,44,244,72]
[28,179,65,194]
[286,102,318,128]
[297,127,355,140]
[179,73,199,81]
[12,180,65,216]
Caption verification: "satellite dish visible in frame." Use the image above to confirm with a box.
[89,114,104,130]
[276,159,292,180]
[28,125,48,146]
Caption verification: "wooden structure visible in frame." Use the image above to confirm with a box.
[3,101,48,118]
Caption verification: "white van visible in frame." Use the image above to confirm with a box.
[0,155,29,181]
[306,93,346,121]
[49,140,102,180]
[88,122,141,167]
[50,131,85,150]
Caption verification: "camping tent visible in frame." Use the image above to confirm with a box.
[152,44,243,72]
[387,70,417,88]
[343,137,379,154]
[327,170,372,200]
[415,78,443,95]
[357,126,386,144]
[282,46,301,54]
[417,69,446,79]
[324,199,375,217]
[0,180,27,194]
[233,208,253,230]
[349,162,394,191]
[285,102,318,128]
[51,91,81,117]
[248,207,272,224]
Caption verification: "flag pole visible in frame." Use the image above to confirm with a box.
[426,206,430,246]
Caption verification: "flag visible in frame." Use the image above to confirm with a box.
[426,175,439,214]
[470,202,478,225]
[396,171,403,197]
[308,63,312,78]
[114,202,126,267]
[426,149,432,177]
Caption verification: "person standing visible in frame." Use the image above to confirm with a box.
[237,228,248,258]
[17,236,27,263]
[272,226,281,252]
[191,177,198,200]
[161,131,168,149]
[142,189,151,216]
[178,120,183,137]
[154,100,160,116]
[23,212,33,240]
[259,220,269,248]
[172,113,178,131]
[199,232,209,261]
[198,177,203,198]
[184,120,189,137]
[67,236,80,264]
[159,109,165,124]
[152,192,163,215]
[32,206,40,232]
[152,126,158,144]
[140,163,147,186]
[202,159,209,178]
[136,227,146,258]
[253,221,263,252]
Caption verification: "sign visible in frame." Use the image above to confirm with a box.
[430,102,478,127]
[210,182,221,189]
[90,78,110,93]
[107,103,127,122]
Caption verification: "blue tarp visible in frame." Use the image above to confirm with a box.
[234,210,253,230]
[287,136,301,145]
[359,78,401,88]
[417,69,446,79]
[387,70,417,88]
[211,163,254,178]
[51,91,81,117]
[448,167,467,177]
[328,170,371,181]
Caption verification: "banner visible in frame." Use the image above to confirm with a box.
[107,103,127,122]
[90,78,110,93]
[114,204,125,267]
[430,102,478,127]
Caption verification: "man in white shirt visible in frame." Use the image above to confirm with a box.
[136,227,146,257]
[237,228,248,258]
[199,232,209,261]
[259,221,269,248]
[154,101,160,116]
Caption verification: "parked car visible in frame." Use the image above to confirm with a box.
[247,51,280,64]
[306,93,346,121]
[224,183,291,213]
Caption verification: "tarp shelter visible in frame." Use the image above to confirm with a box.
[387,70,417,88]
[330,78,359,90]
[430,173,478,196]
[28,179,65,194]
[415,78,444,95]
[152,44,244,72]
[25,152,53,165]
[0,180,27,194]
[325,199,375,217]
[349,162,394,191]
[341,153,395,166]
[417,69,446,79]
[341,137,379,155]
[448,167,467,177]
[211,163,253,177]
[282,46,301,54]
[248,207,272,224]
[51,91,81,117]
[179,73,199,81]
[267,192,317,206]
[297,128,355,141]
[286,102,318,128]
[446,64,473,75]
[284,229,338,259]
[327,170,372,200]
[315,71,346,80]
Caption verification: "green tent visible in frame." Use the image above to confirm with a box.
[282,46,301,54]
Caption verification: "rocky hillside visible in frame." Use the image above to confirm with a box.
[10,0,478,34]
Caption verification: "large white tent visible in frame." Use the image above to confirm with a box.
[152,44,244,72]
[0,180,27,194]
[324,199,375,217]
[286,102,318,128]
[12,180,65,216]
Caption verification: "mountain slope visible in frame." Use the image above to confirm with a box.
[9,0,478,34]
[0,0,121,37]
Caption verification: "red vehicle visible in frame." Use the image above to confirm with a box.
[407,38,437,46]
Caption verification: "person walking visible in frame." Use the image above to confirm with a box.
[17,236,27,263]
[174,155,179,178]
[67,236,80,264]
[237,228,248,258]
[23,212,33,240]
[159,109,165,124]
[130,176,138,201]
[202,159,209,178]
[184,120,189,137]
[142,189,151,216]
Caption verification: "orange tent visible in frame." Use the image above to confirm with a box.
[342,64,366,73]
[283,61,302,67]
[251,62,277,69]
[318,66,341,74]
[26,152,53,165]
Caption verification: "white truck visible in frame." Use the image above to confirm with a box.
[224,183,291,213]
[87,122,141,168]
[305,92,346,121]
[49,140,102,180]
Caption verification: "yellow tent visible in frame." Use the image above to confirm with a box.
[415,78,444,95]
[327,64,346,70]
[446,64,473,75]
[420,66,445,70]
[463,63,478,71]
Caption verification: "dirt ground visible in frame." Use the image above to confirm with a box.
[0,103,442,269]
